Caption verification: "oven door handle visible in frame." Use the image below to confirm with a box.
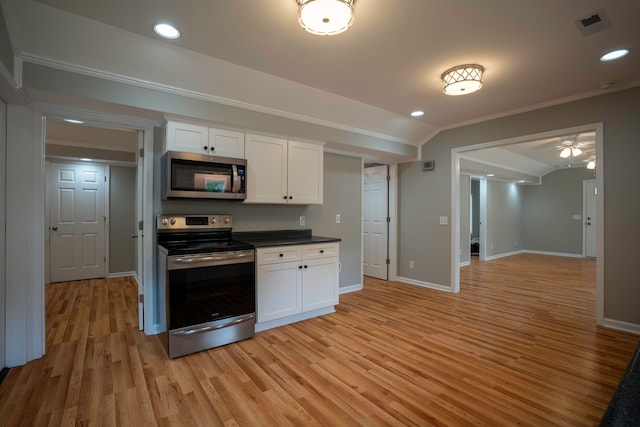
[171,314,255,336]
[171,252,252,264]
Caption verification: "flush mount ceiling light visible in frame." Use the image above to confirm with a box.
[297,0,355,36]
[600,48,629,62]
[154,23,181,40]
[441,64,484,96]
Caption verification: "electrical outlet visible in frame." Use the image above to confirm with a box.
[409,260,414,269]
[336,214,341,224]
[299,216,305,226]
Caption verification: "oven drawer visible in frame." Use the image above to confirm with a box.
[257,246,302,265]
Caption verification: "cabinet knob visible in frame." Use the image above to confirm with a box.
[279,253,284,257]
[304,265,308,269]
[211,146,215,151]
[289,196,293,200]
[298,265,303,269]
[203,146,208,151]
[320,249,324,254]
[283,196,288,200]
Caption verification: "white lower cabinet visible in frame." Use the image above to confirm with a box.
[256,243,339,330]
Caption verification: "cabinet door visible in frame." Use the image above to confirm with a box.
[166,121,209,154]
[287,141,323,204]
[302,257,338,312]
[208,128,245,158]
[257,261,302,322]
[245,134,288,203]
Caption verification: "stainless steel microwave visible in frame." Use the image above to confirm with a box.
[161,151,247,200]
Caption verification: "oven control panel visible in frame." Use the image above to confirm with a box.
[157,214,232,230]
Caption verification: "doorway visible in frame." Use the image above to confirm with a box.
[452,123,604,323]
[43,116,146,331]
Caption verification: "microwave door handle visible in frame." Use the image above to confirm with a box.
[231,164,241,193]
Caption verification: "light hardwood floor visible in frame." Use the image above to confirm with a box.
[1,254,638,426]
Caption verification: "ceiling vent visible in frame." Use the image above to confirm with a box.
[575,9,612,37]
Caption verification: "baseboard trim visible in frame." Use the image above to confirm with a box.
[522,250,584,258]
[459,260,470,267]
[484,250,524,261]
[255,306,336,332]
[339,284,363,294]
[396,277,452,293]
[108,271,136,279]
[603,318,640,335]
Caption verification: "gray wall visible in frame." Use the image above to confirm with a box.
[109,166,136,274]
[486,180,523,257]
[401,87,640,325]
[523,168,595,254]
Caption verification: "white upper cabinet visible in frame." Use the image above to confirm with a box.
[165,120,245,158]
[245,134,323,205]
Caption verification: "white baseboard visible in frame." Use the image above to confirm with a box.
[484,250,524,261]
[108,271,136,279]
[396,276,453,293]
[459,260,470,267]
[603,318,640,335]
[522,250,584,258]
[339,283,363,294]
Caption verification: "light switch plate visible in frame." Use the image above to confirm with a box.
[440,216,448,225]
[336,214,341,223]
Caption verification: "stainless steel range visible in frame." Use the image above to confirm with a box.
[157,214,255,359]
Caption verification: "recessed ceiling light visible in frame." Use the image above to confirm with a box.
[600,49,629,62]
[518,180,526,183]
[80,158,92,162]
[486,173,495,177]
[63,118,84,124]
[154,23,181,40]
[411,110,424,117]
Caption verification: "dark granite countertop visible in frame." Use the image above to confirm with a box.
[233,229,341,248]
[600,340,640,426]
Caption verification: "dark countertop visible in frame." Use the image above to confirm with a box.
[233,229,341,248]
[600,340,640,426]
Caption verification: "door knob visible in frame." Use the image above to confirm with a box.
[131,234,138,239]
[51,226,58,231]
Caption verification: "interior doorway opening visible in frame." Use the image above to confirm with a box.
[451,123,604,324]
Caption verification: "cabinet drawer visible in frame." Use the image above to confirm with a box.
[302,243,339,260]
[257,246,302,265]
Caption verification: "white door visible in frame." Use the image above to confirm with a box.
[50,162,106,282]
[584,180,597,258]
[363,165,388,279]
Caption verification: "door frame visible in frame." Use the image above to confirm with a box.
[36,103,157,335]
[363,163,389,280]
[451,123,604,324]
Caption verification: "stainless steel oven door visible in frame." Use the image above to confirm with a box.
[165,249,255,358]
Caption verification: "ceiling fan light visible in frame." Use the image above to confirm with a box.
[441,64,484,96]
[297,0,355,36]
[572,147,583,157]
[587,160,596,170]
[560,147,572,158]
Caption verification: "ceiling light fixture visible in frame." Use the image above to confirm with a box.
[63,118,84,124]
[587,160,596,170]
[154,23,181,40]
[297,0,355,36]
[411,110,424,117]
[599,49,629,62]
[560,146,583,158]
[441,64,484,96]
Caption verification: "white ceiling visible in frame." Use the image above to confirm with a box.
[4,0,639,175]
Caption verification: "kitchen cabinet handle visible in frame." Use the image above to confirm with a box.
[203,145,208,150]
[283,195,288,200]
[279,253,284,257]
[320,249,324,254]
[304,265,308,269]
[289,196,293,199]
